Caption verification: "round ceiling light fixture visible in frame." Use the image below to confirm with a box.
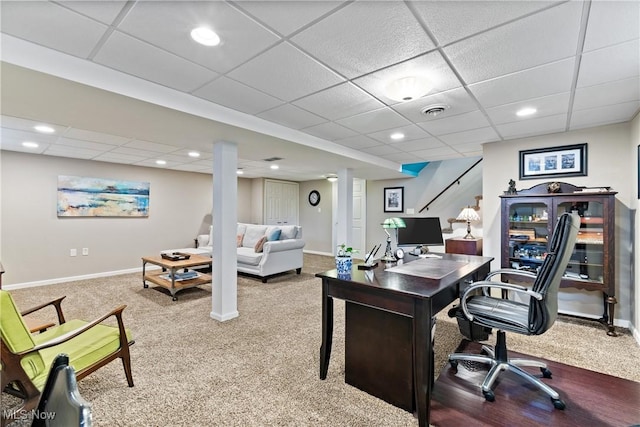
[384,76,433,102]
[420,104,449,118]
[190,26,221,46]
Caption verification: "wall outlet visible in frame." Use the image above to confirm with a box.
[70,249,77,257]
[82,248,89,256]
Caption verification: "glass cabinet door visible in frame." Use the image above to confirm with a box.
[557,199,605,284]
[507,201,550,271]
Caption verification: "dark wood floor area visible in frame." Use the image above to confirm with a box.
[430,341,640,427]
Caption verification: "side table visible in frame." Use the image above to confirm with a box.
[445,237,483,256]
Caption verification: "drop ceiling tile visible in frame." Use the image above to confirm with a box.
[291,1,434,79]
[336,108,411,134]
[497,113,567,139]
[111,146,167,158]
[94,31,218,92]
[193,76,284,115]
[134,159,182,169]
[367,124,431,144]
[302,122,357,140]
[1,116,68,134]
[171,149,214,160]
[485,92,570,125]
[228,42,344,101]
[93,152,148,164]
[412,0,559,46]
[408,145,459,159]
[60,1,129,25]
[577,39,640,88]
[234,1,344,36]
[390,137,444,152]
[293,82,384,121]
[352,51,462,105]
[452,142,485,155]
[383,152,423,163]
[570,101,640,130]
[1,1,109,58]
[333,135,381,150]
[257,104,327,130]
[0,140,49,154]
[583,0,640,52]
[444,1,583,84]
[123,139,180,153]
[361,144,401,157]
[439,127,500,146]
[468,58,575,108]
[118,1,280,74]
[0,128,59,145]
[170,163,211,173]
[573,77,640,111]
[62,128,131,145]
[417,110,490,136]
[393,87,479,123]
[44,145,104,159]
[55,137,119,152]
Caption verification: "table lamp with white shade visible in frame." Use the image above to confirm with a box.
[457,206,480,239]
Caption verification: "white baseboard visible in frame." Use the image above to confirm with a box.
[1,266,158,290]
[303,249,333,257]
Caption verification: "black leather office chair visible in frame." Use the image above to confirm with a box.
[32,354,92,427]
[448,212,580,409]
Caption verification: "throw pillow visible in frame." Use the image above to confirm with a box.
[267,228,281,241]
[237,234,244,247]
[254,235,267,253]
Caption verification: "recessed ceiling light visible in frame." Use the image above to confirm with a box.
[191,26,220,46]
[384,76,432,102]
[270,164,279,170]
[188,151,200,158]
[236,169,244,175]
[22,141,39,148]
[156,160,167,165]
[516,107,537,117]
[390,132,405,141]
[34,125,55,133]
[326,174,338,182]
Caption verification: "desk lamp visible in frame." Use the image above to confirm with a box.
[381,217,406,261]
[457,206,480,239]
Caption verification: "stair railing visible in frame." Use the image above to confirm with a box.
[418,158,483,213]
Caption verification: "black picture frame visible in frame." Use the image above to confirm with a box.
[383,187,404,213]
[519,143,587,180]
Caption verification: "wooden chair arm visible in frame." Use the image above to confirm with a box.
[20,296,67,324]
[16,305,128,356]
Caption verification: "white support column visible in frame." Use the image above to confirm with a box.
[335,168,353,253]
[211,141,239,321]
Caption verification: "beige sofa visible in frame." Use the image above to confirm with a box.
[197,223,305,283]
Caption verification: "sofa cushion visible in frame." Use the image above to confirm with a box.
[254,236,267,253]
[280,225,298,240]
[266,228,281,241]
[237,247,262,266]
[243,225,268,248]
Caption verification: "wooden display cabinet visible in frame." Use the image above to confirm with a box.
[445,238,483,256]
[500,182,617,336]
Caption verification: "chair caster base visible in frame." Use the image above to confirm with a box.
[541,367,552,378]
[483,390,495,402]
[552,398,566,410]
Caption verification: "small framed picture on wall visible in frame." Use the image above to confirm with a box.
[384,187,404,213]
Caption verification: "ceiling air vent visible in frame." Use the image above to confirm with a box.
[263,157,283,162]
[420,104,449,118]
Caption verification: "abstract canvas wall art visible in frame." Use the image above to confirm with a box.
[57,175,150,217]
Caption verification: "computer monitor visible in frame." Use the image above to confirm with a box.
[397,217,444,247]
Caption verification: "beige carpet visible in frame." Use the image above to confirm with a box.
[3,254,639,426]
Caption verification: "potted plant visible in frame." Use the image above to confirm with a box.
[336,244,357,275]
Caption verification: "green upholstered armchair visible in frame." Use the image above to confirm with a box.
[0,290,134,426]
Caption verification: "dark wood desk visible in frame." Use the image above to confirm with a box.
[316,253,493,427]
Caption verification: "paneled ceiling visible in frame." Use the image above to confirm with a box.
[1,0,638,181]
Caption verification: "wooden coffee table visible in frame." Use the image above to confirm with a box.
[142,254,212,301]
